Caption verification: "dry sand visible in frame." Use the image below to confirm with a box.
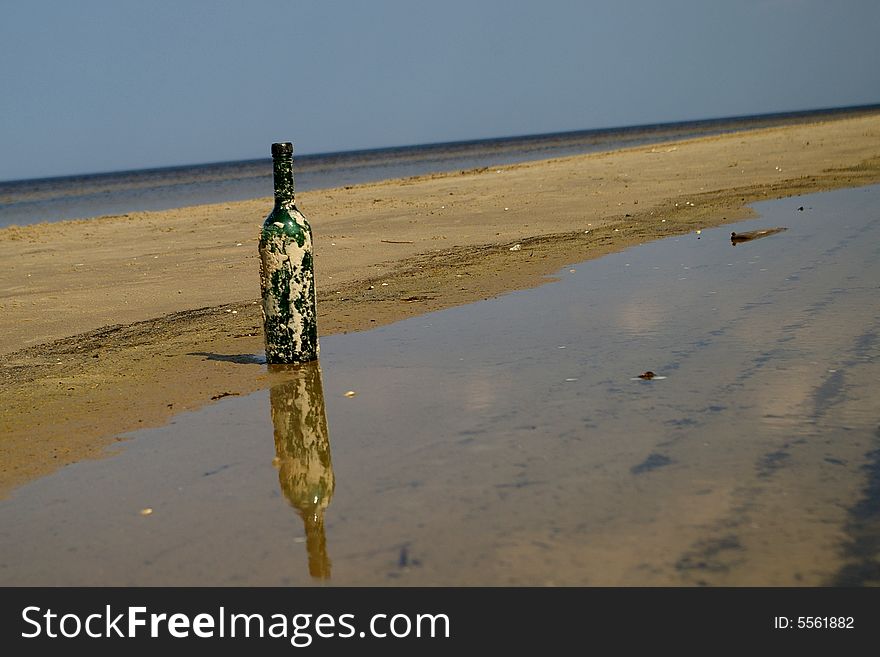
[2,113,880,497]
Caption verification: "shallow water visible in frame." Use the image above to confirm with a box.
[1,186,879,586]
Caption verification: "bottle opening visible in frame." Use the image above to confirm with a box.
[272,142,293,157]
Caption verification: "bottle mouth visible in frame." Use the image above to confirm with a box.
[272,142,293,156]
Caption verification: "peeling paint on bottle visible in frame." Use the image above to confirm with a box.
[259,142,319,364]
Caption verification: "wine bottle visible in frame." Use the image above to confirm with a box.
[259,142,318,363]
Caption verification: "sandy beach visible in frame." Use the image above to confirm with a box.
[2,112,880,498]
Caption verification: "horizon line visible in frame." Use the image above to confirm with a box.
[3,101,879,186]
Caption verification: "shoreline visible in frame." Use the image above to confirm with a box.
[2,112,880,497]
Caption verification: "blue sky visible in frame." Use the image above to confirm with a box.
[1,0,879,181]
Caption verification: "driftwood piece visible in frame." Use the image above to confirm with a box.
[730,227,788,244]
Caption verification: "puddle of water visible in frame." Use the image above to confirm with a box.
[2,186,879,586]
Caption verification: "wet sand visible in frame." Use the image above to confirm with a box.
[2,113,880,497]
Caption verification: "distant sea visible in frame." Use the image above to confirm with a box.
[1,104,878,229]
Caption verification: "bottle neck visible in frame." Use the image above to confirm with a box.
[273,154,295,204]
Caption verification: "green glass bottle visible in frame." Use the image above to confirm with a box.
[259,142,318,364]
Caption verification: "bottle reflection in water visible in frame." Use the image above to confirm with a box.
[269,361,334,579]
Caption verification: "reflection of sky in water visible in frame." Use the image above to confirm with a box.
[0,185,878,586]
